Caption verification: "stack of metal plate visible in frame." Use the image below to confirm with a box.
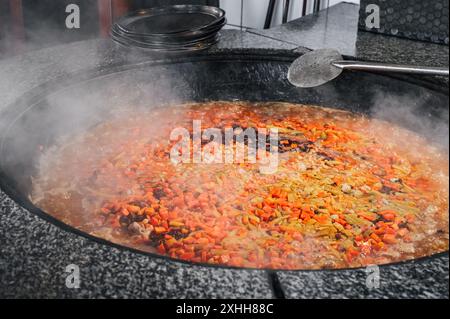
[111,5,226,52]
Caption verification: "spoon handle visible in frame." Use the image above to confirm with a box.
[332,60,449,76]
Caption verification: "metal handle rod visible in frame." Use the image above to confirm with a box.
[332,60,449,76]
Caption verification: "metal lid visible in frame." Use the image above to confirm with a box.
[116,5,225,36]
[111,18,225,43]
[111,5,226,52]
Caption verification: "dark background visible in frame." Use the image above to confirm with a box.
[0,0,219,57]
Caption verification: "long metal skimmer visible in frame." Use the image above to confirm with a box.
[288,48,450,88]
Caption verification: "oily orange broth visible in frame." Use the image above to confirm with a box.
[31,102,449,269]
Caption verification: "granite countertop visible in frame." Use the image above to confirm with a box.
[0,3,448,299]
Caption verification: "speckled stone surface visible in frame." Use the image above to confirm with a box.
[0,193,273,298]
[0,4,448,299]
[278,255,449,299]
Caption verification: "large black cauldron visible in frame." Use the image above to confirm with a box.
[0,49,448,271]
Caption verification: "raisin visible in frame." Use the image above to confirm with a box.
[316,152,335,161]
[153,188,166,200]
[167,229,188,240]
[132,214,146,222]
[119,215,131,227]
[148,232,165,247]
[129,200,148,208]
[380,185,395,194]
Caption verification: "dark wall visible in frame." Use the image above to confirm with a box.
[0,1,11,53]
[132,0,219,9]
[1,0,221,55]
[22,0,100,46]
[358,0,449,44]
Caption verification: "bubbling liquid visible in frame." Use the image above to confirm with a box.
[32,102,449,269]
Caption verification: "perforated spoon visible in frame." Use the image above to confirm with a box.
[288,49,450,88]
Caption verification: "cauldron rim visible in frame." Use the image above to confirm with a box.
[0,48,448,272]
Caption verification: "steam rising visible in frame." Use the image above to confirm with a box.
[0,28,448,270]
[0,27,191,197]
[370,91,449,152]
[1,41,448,206]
